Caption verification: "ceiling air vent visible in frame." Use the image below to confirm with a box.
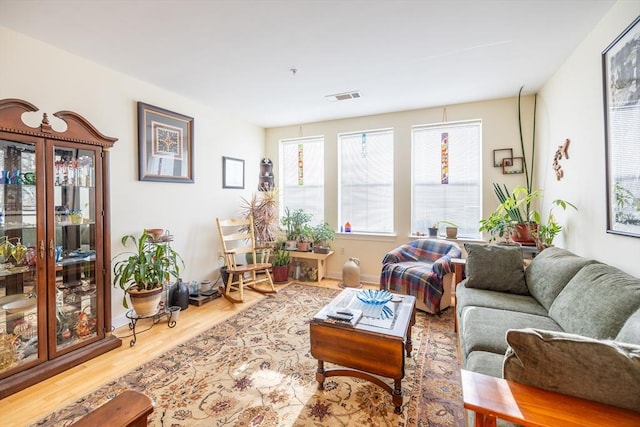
[325,91,361,102]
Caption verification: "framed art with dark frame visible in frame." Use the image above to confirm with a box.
[138,102,194,183]
[223,156,245,189]
[603,16,640,237]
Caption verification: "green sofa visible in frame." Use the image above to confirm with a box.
[456,245,640,417]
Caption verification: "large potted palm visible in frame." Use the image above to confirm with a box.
[113,230,184,317]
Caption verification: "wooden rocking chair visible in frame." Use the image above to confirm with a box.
[216,216,276,303]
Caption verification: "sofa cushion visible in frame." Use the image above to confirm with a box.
[503,328,640,412]
[463,244,528,295]
[524,247,596,311]
[460,306,562,358]
[465,351,504,378]
[549,263,640,339]
[617,307,640,345]
[456,284,548,319]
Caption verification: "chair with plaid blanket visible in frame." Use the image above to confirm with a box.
[379,239,462,313]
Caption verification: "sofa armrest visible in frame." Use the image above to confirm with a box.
[461,369,640,427]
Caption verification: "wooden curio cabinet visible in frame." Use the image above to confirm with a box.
[0,99,121,398]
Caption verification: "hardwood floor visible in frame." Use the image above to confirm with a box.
[2,279,370,426]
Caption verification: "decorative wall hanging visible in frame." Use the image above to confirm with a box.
[552,138,570,181]
[493,148,513,167]
[297,144,304,185]
[222,156,244,189]
[502,157,524,174]
[603,16,640,237]
[137,102,194,183]
[441,132,449,184]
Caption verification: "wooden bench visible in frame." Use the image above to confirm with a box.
[70,390,154,427]
[461,369,640,427]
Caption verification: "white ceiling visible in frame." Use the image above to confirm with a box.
[0,0,615,128]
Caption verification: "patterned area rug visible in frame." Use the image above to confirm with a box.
[33,284,464,426]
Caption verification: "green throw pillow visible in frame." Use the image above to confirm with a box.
[503,328,640,412]
[463,243,528,295]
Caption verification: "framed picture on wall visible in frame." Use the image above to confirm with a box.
[223,156,245,189]
[602,16,640,237]
[137,102,194,183]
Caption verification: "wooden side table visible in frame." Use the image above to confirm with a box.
[287,250,334,283]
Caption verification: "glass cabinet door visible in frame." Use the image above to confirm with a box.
[0,139,40,375]
[52,146,100,353]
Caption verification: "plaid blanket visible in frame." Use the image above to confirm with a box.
[379,239,462,313]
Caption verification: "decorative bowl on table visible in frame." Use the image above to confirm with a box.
[357,289,393,305]
[356,290,394,319]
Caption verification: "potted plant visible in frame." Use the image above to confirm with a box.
[478,211,517,244]
[113,230,184,317]
[272,248,290,282]
[428,222,439,237]
[311,222,335,253]
[239,187,279,247]
[435,220,459,239]
[296,224,313,252]
[492,184,543,244]
[531,199,577,251]
[281,207,312,250]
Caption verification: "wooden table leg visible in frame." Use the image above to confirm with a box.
[316,359,325,390]
[393,378,403,414]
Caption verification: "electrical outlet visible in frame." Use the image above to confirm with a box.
[340,247,345,255]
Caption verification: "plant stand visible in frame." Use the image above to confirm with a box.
[125,303,180,347]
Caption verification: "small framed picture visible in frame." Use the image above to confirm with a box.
[223,156,245,189]
[502,157,524,174]
[493,148,513,167]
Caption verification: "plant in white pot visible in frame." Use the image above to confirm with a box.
[113,230,184,317]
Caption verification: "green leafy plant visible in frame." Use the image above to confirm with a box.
[478,211,516,243]
[492,184,542,224]
[112,230,184,308]
[311,222,335,247]
[532,199,577,248]
[273,248,290,266]
[280,207,312,241]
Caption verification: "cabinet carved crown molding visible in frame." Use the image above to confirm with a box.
[0,98,117,147]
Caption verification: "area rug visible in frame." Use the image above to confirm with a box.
[33,283,464,426]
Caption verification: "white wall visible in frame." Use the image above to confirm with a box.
[537,0,640,277]
[0,27,266,326]
[266,96,537,282]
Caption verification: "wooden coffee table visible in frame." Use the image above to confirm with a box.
[309,289,416,413]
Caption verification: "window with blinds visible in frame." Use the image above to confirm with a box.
[412,120,481,239]
[338,129,394,234]
[279,136,324,225]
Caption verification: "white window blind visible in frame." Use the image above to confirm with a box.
[412,120,481,239]
[339,129,394,233]
[279,136,324,225]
